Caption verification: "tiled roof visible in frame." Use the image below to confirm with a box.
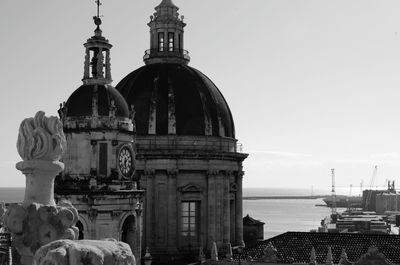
[237,232,400,264]
[243,214,265,225]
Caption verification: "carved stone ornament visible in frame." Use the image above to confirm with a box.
[3,201,79,265]
[0,111,79,265]
[262,242,279,263]
[355,246,392,265]
[16,111,67,206]
[33,239,136,265]
[178,183,203,193]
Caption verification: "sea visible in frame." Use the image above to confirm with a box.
[0,187,345,240]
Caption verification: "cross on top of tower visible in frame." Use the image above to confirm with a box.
[93,0,102,27]
[96,0,102,18]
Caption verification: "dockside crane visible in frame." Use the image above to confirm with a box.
[365,165,378,211]
[331,168,337,217]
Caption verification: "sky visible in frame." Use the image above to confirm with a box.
[2,0,400,192]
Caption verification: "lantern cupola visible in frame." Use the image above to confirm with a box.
[82,6,113,85]
[144,0,190,65]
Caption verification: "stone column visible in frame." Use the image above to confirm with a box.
[223,171,231,244]
[145,170,155,250]
[83,48,90,79]
[2,111,79,265]
[207,170,217,249]
[96,48,104,78]
[167,169,178,251]
[105,50,112,81]
[236,171,244,245]
[215,173,223,244]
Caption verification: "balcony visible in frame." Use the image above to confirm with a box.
[136,135,246,155]
[143,48,190,64]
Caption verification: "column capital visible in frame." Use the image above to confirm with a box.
[207,170,219,177]
[144,169,156,178]
[223,170,234,177]
[166,168,179,178]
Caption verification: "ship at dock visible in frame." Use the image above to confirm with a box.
[322,195,362,208]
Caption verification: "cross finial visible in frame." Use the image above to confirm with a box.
[96,0,102,18]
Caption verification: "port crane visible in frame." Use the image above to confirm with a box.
[331,168,337,216]
[365,165,378,210]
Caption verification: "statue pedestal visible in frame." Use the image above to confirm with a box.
[16,160,64,207]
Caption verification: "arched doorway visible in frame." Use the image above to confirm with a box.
[121,215,136,252]
[76,221,84,240]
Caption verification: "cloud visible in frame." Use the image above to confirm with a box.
[245,150,322,167]
[247,150,313,158]
[370,152,400,160]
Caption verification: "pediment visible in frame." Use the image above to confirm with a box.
[178,183,203,193]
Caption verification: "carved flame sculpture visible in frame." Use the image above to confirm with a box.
[17,111,66,161]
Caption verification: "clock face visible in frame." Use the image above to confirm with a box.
[118,146,133,178]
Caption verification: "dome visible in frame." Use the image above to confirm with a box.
[116,63,235,138]
[65,84,129,118]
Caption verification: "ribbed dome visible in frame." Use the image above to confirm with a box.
[66,84,129,118]
[116,63,235,138]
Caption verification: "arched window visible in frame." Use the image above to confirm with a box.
[168,32,174,51]
[121,215,136,252]
[158,32,165,52]
[76,221,84,239]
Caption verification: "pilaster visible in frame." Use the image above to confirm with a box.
[207,170,217,248]
[236,171,244,245]
[167,169,178,251]
[223,171,231,244]
[145,170,156,250]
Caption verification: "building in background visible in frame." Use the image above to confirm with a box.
[54,10,144,263]
[116,0,248,262]
[243,214,265,247]
[55,0,247,263]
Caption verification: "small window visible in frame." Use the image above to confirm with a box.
[99,143,108,176]
[158,32,164,51]
[178,34,181,51]
[168,32,174,52]
[181,201,199,246]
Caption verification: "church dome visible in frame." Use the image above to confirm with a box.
[65,84,129,118]
[116,63,235,138]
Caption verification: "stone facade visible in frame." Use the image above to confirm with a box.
[115,1,249,261]
[54,13,144,265]
[55,1,248,264]
[136,136,247,260]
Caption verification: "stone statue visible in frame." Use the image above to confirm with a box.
[130,104,136,131]
[0,111,78,265]
[33,239,135,265]
[129,104,136,121]
[211,242,218,261]
[262,242,278,263]
[57,102,66,122]
[109,99,117,118]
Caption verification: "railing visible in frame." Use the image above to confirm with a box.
[143,48,190,61]
[0,233,11,265]
[136,135,245,154]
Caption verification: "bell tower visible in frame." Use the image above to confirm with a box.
[55,1,144,263]
[144,0,190,65]
[82,1,112,85]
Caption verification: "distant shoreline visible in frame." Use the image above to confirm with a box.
[243,195,328,200]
